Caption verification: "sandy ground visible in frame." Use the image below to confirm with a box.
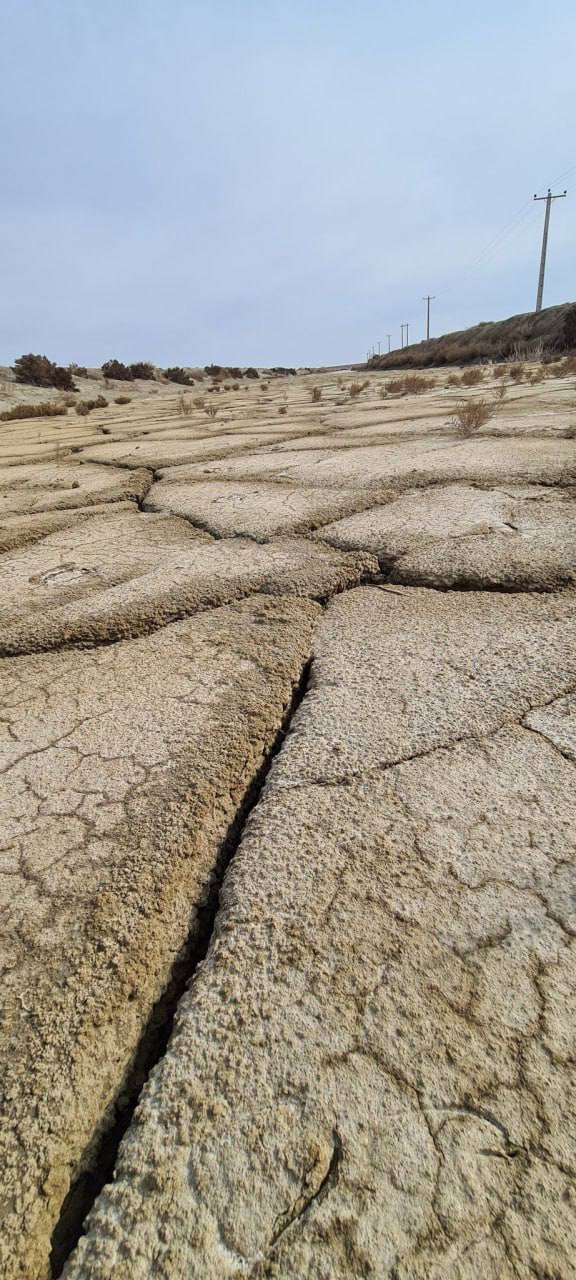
[1,361,576,1279]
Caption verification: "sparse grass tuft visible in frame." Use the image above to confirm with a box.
[508,364,525,382]
[177,394,193,416]
[450,398,493,436]
[114,395,132,405]
[205,404,219,419]
[311,386,322,402]
[349,381,363,398]
[193,396,206,410]
[278,405,288,414]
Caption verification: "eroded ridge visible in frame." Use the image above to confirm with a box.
[64,587,576,1279]
[0,594,319,1280]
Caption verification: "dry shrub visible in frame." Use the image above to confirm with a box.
[311,386,322,402]
[193,396,206,410]
[76,395,107,414]
[129,362,156,380]
[0,401,67,422]
[164,367,193,386]
[244,367,259,379]
[446,373,460,387]
[101,359,134,381]
[508,364,525,382]
[114,395,132,405]
[379,387,387,399]
[387,374,435,395]
[459,368,483,387]
[349,381,363,398]
[232,382,240,391]
[205,404,219,419]
[546,354,576,378]
[13,353,76,391]
[278,405,288,415]
[177,394,193,416]
[450,398,493,436]
[493,364,507,378]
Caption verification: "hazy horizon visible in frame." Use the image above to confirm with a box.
[1,0,574,368]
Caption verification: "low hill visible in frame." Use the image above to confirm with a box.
[368,300,576,369]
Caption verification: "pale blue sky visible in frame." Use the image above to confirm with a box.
[1,0,574,366]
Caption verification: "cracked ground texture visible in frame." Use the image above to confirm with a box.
[1,363,576,1279]
[62,585,576,1280]
[0,594,319,1280]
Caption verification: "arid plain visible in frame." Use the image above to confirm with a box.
[1,361,576,1279]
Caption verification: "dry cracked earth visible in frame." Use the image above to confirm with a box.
[1,365,576,1279]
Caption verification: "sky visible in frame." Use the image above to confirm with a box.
[0,0,574,367]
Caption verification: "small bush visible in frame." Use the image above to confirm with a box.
[114,395,132,405]
[508,364,525,382]
[193,396,206,410]
[129,361,156,380]
[493,364,507,378]
[446,373,460,387]
[459,368,483,387]
[244,367,259,379]
[0,401,67,422]
[387,374,435,395]
[232,382,240,391]
[164,366,193,385]
[278,405,288,415]
[205,404,218,419]
[261,381,270,391]
[75,395,108,415]
[68,363,87,377]
[450,398,493,436]
[101,359,134,381]
[311,386,322,402]
[349,381,363,398]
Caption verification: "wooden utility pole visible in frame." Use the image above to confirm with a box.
[533,189,566,311]
[386,334,392,353]
[422,295,435,340]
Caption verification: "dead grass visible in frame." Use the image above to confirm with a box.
[508,364,525,382]
[192,396,206,410]
[311,386,322,402]
[387,374,435,395]
[205,404,219,419]
[348,379,370,398]
[177,394,193,416]
[450,398,494,436]
[0,401,67,422]
[278,406,288,415]
[114,395,132,405]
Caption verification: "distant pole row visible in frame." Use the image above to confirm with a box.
[367,186,568,360]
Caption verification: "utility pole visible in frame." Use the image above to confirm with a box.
[422,295,435,340]
[377,341,381,354]
[533,188,567,311]
[404,323,409,347]
[400,324,406,348]
[386,334,392,353]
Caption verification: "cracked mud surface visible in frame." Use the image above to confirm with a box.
[1,365,575,1278]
